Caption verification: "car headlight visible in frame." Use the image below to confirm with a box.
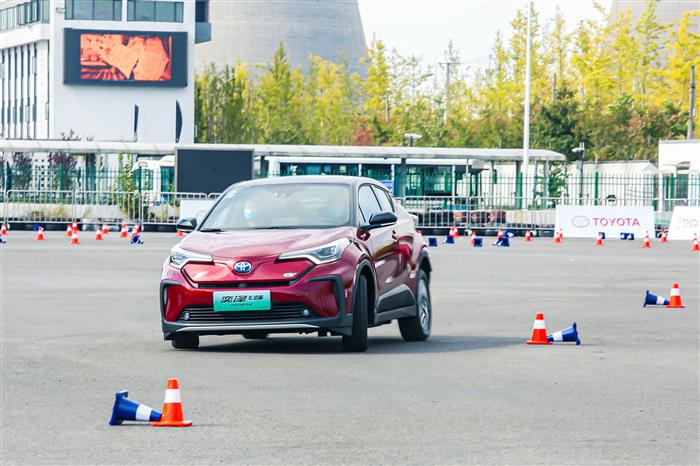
[278,238,351,265]
[169,245,213,269]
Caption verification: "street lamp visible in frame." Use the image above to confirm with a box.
[572,142,585,206]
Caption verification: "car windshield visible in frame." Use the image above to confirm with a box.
[200,183,352,230]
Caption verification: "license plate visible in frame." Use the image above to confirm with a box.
[213,290,271,312]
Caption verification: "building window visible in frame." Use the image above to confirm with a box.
[127,0,183,22]
[65,0,122,21]
[0,0,48,31]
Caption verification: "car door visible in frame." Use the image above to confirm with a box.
[371,185,411,284]
[357,184,399,296]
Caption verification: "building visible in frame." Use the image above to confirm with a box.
[0,0,212,143]
[195,0,367,75]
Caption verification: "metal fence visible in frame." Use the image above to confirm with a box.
[2,187,695,231]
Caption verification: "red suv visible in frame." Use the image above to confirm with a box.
[160,176,432,352]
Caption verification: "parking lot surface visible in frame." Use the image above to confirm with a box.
[1,232,698,465]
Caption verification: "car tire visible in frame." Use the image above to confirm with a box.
[171,334,199,349]
[242,331,269,340]
[342,274,369,352]
[399,270,432,341]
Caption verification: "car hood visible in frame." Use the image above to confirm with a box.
[179,226,354,259]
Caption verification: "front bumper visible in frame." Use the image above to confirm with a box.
[160,269,354,338]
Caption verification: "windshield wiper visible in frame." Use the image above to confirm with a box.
[199,227,223,232]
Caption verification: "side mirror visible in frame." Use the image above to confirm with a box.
[365,211,398,230]
[176,217,197,232]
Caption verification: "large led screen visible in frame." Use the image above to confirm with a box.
[64,29,187,86]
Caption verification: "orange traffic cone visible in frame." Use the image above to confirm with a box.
[470,230,477,246]
[452,227,459,238]
[553,230,561,244]
[119,223,128,238]
[152,378,192,427]
[66,224,72,237]
[666,283,685,309]
[526,313,551,345]
[36,227,45,241]
[0,223,8,235]
[132,223,141,236]
[660,230,668,243]
[595,232,604,246]
[94,229,104,241]
[497,228,504,239]
[691,234,699,252]
[642,231,651,248]
[69,230,80,245]
[101,223,110,235]
[71,221,78,233]
[524,229,532,242]
[176,230,185,237]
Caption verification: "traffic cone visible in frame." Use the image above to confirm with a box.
[526,313,551,345]
[524,229,532,242]
[643,290,669,307]
[493,236,510,247]
[666,283,685,309]
[641,231,651,248]
[547,322,580,345]
[659,230,668,243]
[109,390,162,426]
[66,225,72,237]
[497,228,504,239]
[176,230,185,237]
[472,237,483,247]
[69,230,80,245]
[595,232,604,246]
[132,223,141,235]
[470,230,477,245]
[444,234,455,244]
[94,228,104,241]
[428,237,438,247]
[36,226,45,241]
[101,223,110,235]
[71,221,78,233]
[152,378,192,427]
[0,223,8,235]
[450,226,459,238]
[691,234,699,252]
[0,236,5,244]
[119,223,128,238]
[130,234,143,245]
[553,230,561,244]
[417,230,422,236]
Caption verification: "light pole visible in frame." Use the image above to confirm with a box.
[572,142,585,206]
[522,0,532,200]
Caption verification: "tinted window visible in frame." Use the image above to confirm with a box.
[372,186,394,213]
[358,185,382,224]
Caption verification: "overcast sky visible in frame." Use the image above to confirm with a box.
[357,0,613,70]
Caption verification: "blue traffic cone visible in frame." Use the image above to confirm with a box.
[0,237,5,244]
[472,237,483,247]
[444,235,455,244]
[109,391,161,425]
[643,290,669,307]
[130,234,143,245]
[620,232,635,240]
[598,232,606,239]
[428,237,438,247]
[493,237,510,247]
[547,322,580,345]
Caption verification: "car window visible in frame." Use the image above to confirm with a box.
[358,185,382,224]
[200,183,351,230]
[372,186,395,213]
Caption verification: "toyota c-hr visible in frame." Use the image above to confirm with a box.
[160,176,432,352]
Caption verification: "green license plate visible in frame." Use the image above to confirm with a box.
[213,290,271,312]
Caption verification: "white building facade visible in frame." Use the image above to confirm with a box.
[0,0,210,144]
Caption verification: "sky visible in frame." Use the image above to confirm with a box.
[357,0,613,71]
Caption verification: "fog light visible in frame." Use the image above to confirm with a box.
[182,311,190,321]
[301,309,311,317]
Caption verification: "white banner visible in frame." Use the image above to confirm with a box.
[668,206,700,240]
[555,206,654,238]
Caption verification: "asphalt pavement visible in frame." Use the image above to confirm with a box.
[1,231,698,465]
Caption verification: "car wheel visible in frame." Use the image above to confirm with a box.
[242,331,269,340]
[171,334,199,349]
[399,270,431,341]
[342,274,369,352]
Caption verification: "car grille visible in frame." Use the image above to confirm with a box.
[178,304,313,323]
